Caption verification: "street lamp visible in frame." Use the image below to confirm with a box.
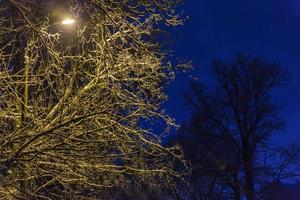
[61,18,76,25]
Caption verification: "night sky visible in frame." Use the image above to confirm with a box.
[166,0,300,146]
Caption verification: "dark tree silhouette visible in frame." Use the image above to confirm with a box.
[257,144,300,184]
[175,54,289,200]
[260,182,300,200]
[175,84,243,200]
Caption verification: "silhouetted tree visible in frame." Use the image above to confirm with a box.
[175,84,243,200]
[0,0,187,199]
[256,144,300,198]
[176,54,289,200]
[261,145,300,181]
[260,181,300,200]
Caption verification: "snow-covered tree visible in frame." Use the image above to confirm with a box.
[0,0,186,198]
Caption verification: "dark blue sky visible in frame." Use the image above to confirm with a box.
[166,0,300,146]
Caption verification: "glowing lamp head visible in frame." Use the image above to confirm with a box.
[61,18,75,25]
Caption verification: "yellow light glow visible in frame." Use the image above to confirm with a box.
[61,18,75,25]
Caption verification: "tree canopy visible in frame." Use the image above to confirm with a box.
[0,0,186,199]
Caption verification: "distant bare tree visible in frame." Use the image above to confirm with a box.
[257,144,300,185]
[260,181,300,200]
[0,0,187,199]
[176,54,288,200]
[174,84,243,200]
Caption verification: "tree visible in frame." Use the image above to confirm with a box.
[259,145,300,181]
[256,144,300,197]
[173,91,243,200]
[0,0,186,199]
[260,181,300,200]
[176,54,288,200]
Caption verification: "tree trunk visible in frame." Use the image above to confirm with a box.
[232,175,241,200]
[233,185,241,200]
[243,154,255,200]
